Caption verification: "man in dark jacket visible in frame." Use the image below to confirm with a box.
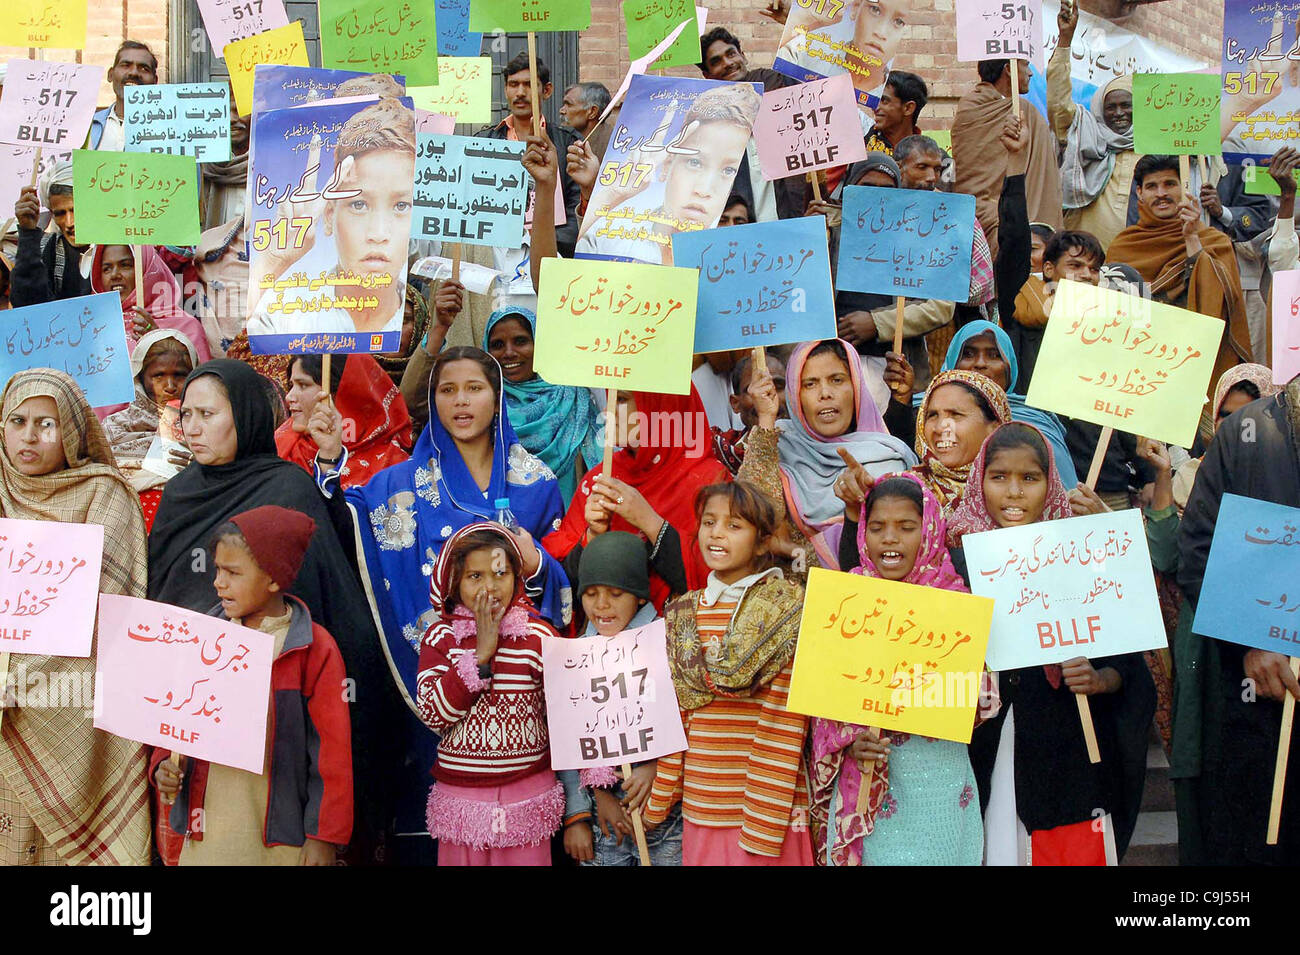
[479,52,582,258]
[9,159,92,308]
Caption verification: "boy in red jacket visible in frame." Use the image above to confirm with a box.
[152,505,353,865]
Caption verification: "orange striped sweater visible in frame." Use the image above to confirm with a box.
[645,595,809,857]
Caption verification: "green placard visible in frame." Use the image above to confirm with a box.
[1242,162,1299,196]
[624,0,696,70]
[319,0,438,86]
[468,0,591,33]
[72,150,199,246]
[1133,73,1222,156]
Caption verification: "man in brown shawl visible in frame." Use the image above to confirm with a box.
[952,58,1063,256]
[1106,154,1251,419]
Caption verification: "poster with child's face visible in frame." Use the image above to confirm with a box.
[575,74,760,267]
[773,0,913,109]
[245,96,415,355]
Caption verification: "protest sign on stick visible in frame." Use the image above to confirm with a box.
[1272,269,1300,384]
[772,0,912,109]
[1133,72,1223,156]
[0,293,135,407]
[124,83,231,163]
[672,216,835,354]
[956,0,1044,111]
[0,517,104,658]
[1024,279,1222,450]
[468,0,591,32]
[196,0,291,54]
[534,256,698,395]
[624,0,699,70]
[95,594,275,774]
[1191,494,1300,843]
[753,74,868,180]
[224,21,310,115]
[786,568,994,743]
[1,0,87,48]
[1220,1,1298,162]
[408,57,492,125]
[435,0,483,56]
[0,60,102,151]
[963,509,1166,761]
[412,135,527,247]
[320,0,439,85]
[73,150,200,246]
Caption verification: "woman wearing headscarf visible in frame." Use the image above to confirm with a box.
[545,387,724,613]
[0,369,152,865]
[102,328,199,530]
[740,339,917,571]
[90,244,212,365]
[1048,2,1135,250]
[483,305,603,505]
[147,359,402,863]
[276,353,411,489]
[909,369,1012,516]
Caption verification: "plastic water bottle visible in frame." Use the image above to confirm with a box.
[494,498,518,532]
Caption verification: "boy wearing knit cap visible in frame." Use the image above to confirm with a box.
[151,505,354,866]
[561,531,683,867]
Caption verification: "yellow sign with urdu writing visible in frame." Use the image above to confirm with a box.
[1024,279,1223,449]
[787,568,994,744]
[2,0,87,49]
[407,57,492,125]
[534,255,697,395]
[224,21,310,116]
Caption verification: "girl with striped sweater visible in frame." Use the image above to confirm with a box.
[416,522,565,865]
[645,481,813,865]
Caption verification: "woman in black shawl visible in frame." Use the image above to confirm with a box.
[148,359,401,863]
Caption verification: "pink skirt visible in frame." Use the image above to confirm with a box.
[429,770,562,866]
[682,820,815,866]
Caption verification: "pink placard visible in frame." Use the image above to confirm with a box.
[414,109,456,135]
[955,0,1043,69]
[540,619,687,770]
[0,60,103,150]
[94,595,274,774]
[197,0,291,57]
[1274,269,1300,386]
[0,517,103,657]
[753,73,868,181]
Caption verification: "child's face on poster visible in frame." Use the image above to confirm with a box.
[661,121,750,228]
[324,150,416,276]
[851,0,909,87]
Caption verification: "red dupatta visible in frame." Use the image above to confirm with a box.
[274,353,412,488]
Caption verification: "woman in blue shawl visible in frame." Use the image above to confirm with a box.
[483,305,603,505]
[927,320,1079,487]
[326,345,571,859]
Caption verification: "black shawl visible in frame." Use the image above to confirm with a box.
[148,360,402,861]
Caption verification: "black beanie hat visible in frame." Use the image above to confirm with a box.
[578,531,651,601]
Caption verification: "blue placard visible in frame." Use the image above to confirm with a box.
[672,216,836,353]
[412,134,527,247]
[124,83,231,163]
[0,293,133,407]
[836,186,976,302]
[436,0,483,55]
[1192,494,1300,654]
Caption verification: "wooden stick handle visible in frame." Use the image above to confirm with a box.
[893,296,905,355]
[808,172,821,202]
[28,147,42,188]
[527,33,541,139]
[1084,425,1113,491]
[622,761,652,865]
[133,246,146,316]
[1267,657,1300,844]
[1179,154,1191,194]
[0,652,10,733]
[602,387,617,476]
[450,242,461,283]
[1010,59,1020,116]
[1076,692,1101,763]
[321,353,332,400]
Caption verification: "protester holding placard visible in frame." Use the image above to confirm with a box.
[1268,147,1299,274]
[415,522,565,866]
[645,481,812,864]
[10,160,90,308]
[89,244,212,366]
[949,423,1155,864]
[152,506,354,865]
[906,369,1011,517]
[709,350,788,476]
[102,329,199,529]
[0,368,151,866]
[560,531,682,866]
[810,473,990,866]
[89,41,158,152]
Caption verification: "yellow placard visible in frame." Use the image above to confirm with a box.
[1025,279,1224,449]
[2,0,87,48]
[224,21,310,116]
[787,567,994,744]
[534,255,697,395]
[407,56,492,126]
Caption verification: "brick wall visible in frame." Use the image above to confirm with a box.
[1,0,171,107]
[578,0,1226,129]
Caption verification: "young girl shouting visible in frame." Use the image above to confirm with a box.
[416,522,565,866]
[645,481,812,865]
[810,473,989,865]
[947,423,1155,865]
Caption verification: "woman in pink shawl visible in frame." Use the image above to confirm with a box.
[809,471,993,865]
[92,244,213,365]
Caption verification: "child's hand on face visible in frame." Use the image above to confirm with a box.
[620,762,657,813]
[592,788,632,845]
[473,588,504,665]
[563,822,595,862]
[848,728,890,768]
[154,754,186,804]
[299,838,337,866]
